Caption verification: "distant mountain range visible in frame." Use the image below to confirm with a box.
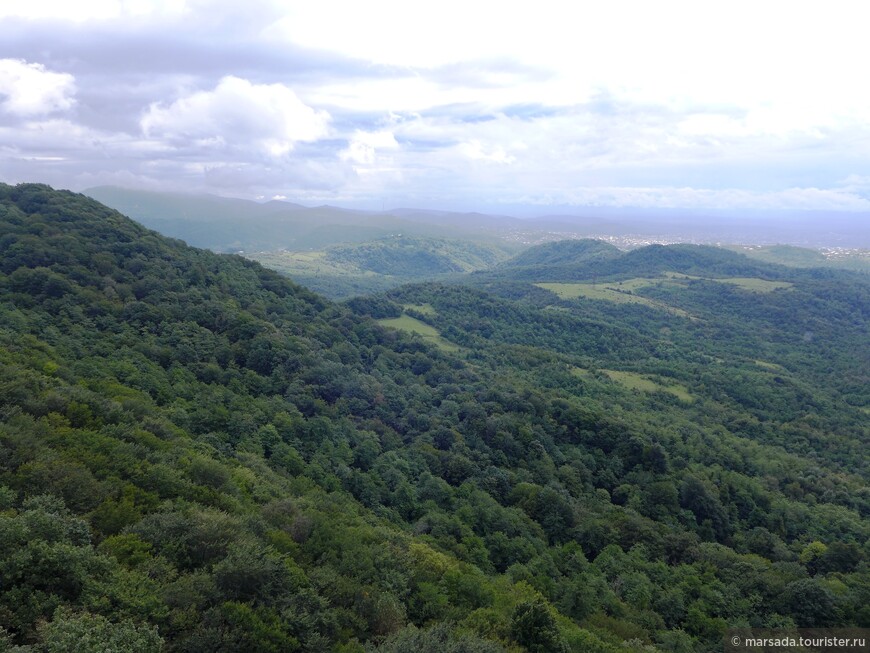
[84,186,522,251]
[86,186,870,253]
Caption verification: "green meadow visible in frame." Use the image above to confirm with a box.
[377,314,459,351]
[572,367,695,402]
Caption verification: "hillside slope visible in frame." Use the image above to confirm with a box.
[1,185,868,652]
[500,239,622,268]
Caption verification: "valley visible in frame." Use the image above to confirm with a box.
[0,184,867,653]
[84,187,870,303]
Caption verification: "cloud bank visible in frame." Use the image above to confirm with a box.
[141,76,331,157]
[1,0,869,214]
[0,59,76,116]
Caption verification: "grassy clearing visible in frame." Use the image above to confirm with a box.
[536,274,791,316]
[662,273,792,293]
[664,273,792,293]
[535,281,692,317]
[713,277,793,292]
[755,359,786,371]
[604,370,694,402]
[609,275,689,291]
[377,314,458,352]
[251,250,378,278]
[573,367,693,402]
[403,303,437,316]
[603,369,664,393]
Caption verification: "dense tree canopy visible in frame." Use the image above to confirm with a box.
[0,184,867,652]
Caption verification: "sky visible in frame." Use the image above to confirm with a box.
[2,0,870,214]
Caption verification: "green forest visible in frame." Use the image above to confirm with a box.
[0,184,868,652]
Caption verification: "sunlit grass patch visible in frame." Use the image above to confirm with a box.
[603,369,694,402]
[377,314,458,352]
[403,303,437,316]
[714,277,793,292]
[754,359,786,371]
[250,250,376,277]
[570,367,694,402]
[535,281,691,317]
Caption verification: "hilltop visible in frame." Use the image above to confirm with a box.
[500,239,622,268]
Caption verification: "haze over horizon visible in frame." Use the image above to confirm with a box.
[2,0,870,218]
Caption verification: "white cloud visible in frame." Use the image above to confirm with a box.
[141,76,330,157]
[836,175,870,198]
[457,140,516,164]
[273,3,861,89]
[0,118,164,168]
[3,0,870,211]
[678,114,749,139]
[0,0,188,21]
[0,59,76,116]
[275,0,870,142]
[339,130,398,165]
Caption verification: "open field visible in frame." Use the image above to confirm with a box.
[572,367,694,402]
[536,274,792,315]
[403,303,437,316]
[377,314,459,351]
[535,280,692,317]
[713,277,793,292]
[604,369,695,402]
[249,250,379,278]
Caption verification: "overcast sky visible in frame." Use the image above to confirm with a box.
[2,0,870,213]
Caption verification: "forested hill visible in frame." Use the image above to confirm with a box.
[1,183,868,653]
[500,239,622,268]
[483,241,832,284]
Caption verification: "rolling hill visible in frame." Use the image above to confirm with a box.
[500,239,623,268]
[478,243,798,284]
[1,184,868,652]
